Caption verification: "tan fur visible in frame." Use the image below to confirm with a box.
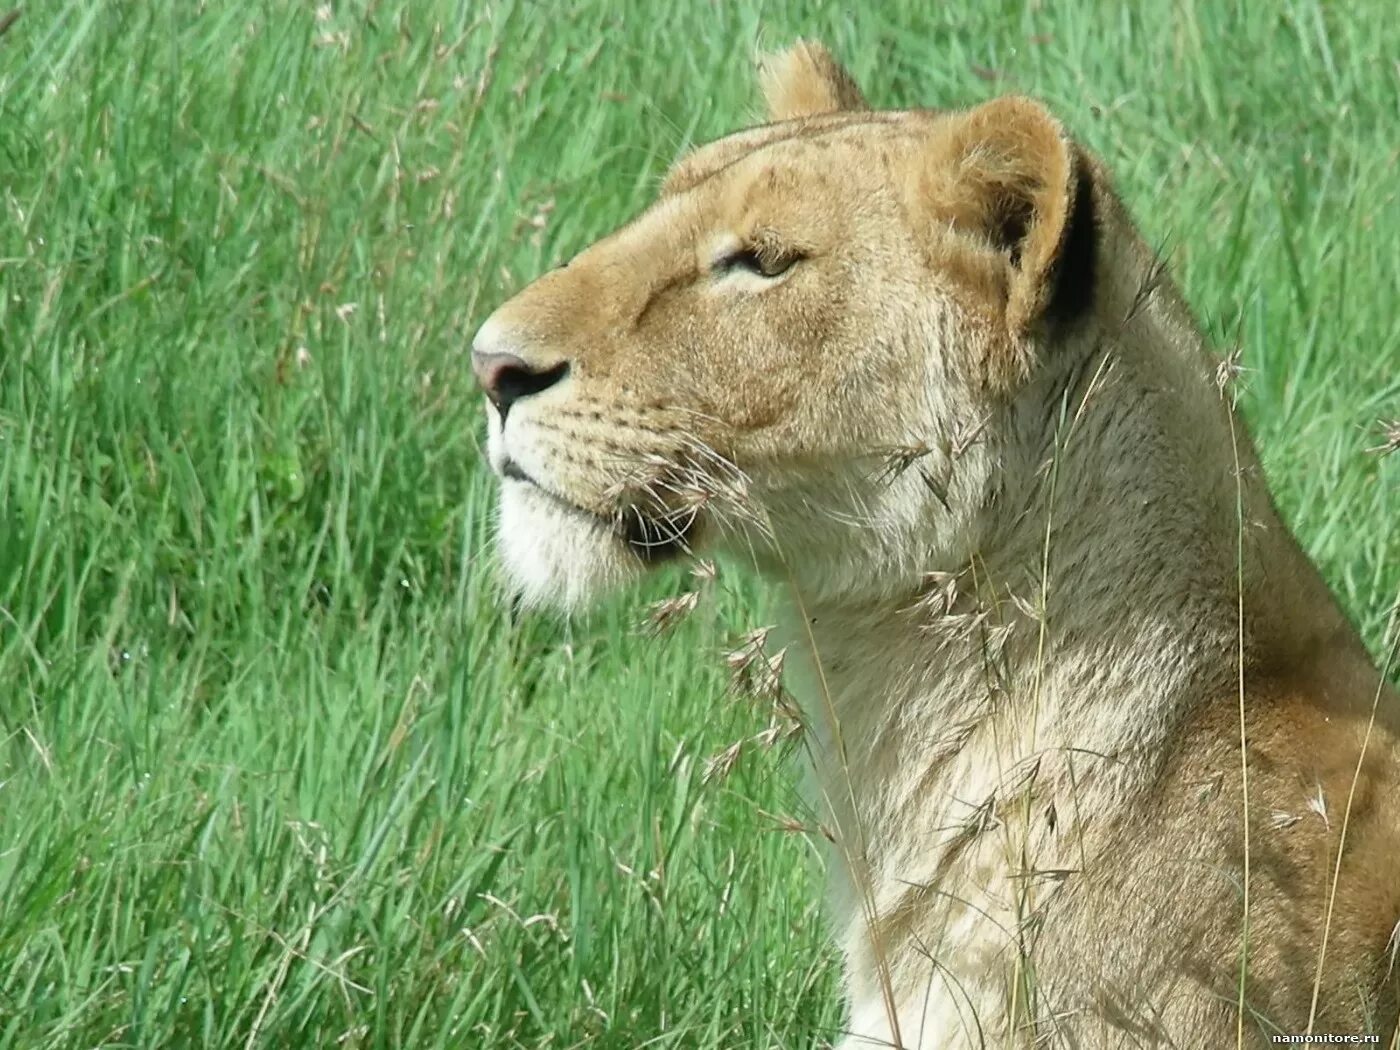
[758,40,868,121]
[474,42,1400,1048]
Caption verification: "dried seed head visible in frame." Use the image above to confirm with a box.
[723,627,772,679]
[1364,419,1400,457]
[1214,345,1248,395]
[753,698,805,746]
[946,413,990,460]
[690,559,717,584]
[722,629,802,736]
[1306,782,1330,828]
[872,441,934,486]
[915,569,962,618]
[921,609,989,644]
[1122,251,1168,328]
[982,621,1017,662]
[602,441,771,545]
[755,810,829,838]
[702,740,745,784]
[764,812,812,834]
[1008,591,1043,624]
[752,723,783,749]
[641,591,700,636]
[737,648,787,704]
[917,467,952,512]
[671,480,713,512]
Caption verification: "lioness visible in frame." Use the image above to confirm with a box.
[471,42,1400,1049]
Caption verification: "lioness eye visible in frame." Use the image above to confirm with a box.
[714,245,800,279]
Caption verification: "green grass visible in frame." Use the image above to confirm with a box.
[0,1,1396,1047]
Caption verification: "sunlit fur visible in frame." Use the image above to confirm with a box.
[475,41,1400,1048]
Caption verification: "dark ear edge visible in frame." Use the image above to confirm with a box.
[935,97,1099,349]
[1040,145,1098,330]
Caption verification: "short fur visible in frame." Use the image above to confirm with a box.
[474,41,1400,1048]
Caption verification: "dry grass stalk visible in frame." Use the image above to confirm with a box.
[1122,249,1169,328]
[756,809,837,841]
[1305,595,1400,1037]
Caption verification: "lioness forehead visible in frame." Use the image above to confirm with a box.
[662,111,932,197]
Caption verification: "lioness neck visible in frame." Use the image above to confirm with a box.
[781,220,1342,869]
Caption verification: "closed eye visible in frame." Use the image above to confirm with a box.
[712,244,803,280]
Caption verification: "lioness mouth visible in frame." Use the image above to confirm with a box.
[617,506,696,563]
[502,461,695,563]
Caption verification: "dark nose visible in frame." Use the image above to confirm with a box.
[470,351,570,422]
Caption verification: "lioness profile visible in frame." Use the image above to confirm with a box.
[471,42,1400,1048]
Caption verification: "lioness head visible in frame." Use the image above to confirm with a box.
[474,42,1098,609]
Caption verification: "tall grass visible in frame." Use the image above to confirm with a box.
[0,1,1395,1047]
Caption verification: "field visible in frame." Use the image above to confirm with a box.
[1,1,1397,1047]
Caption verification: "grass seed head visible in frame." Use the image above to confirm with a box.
[1364,418,1400,456]
[728,644,786,705]
[689,558,717,583]
[946,413,990,460]
[921,609,989,646]
[702,739,745,784]
[1121,250,1168,328]
[872,440,934,485]
[641,591,700,635]
[603,444,771,544]
[1214,345,1249,396]
[724,627,772,679]
[915,569,962,618]
[722,629,803,733]
[753,709,805,748]
[1009,591,1043,625]
[1306,781,1330,828]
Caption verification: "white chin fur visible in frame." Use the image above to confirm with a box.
[496,481,642,611]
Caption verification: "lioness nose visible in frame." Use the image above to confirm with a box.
[470,350,569,422]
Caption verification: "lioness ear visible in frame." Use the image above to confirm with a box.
[758,40,867,121]
[933,96,1095,343]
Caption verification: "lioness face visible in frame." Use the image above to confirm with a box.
[474,47,1084,608]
